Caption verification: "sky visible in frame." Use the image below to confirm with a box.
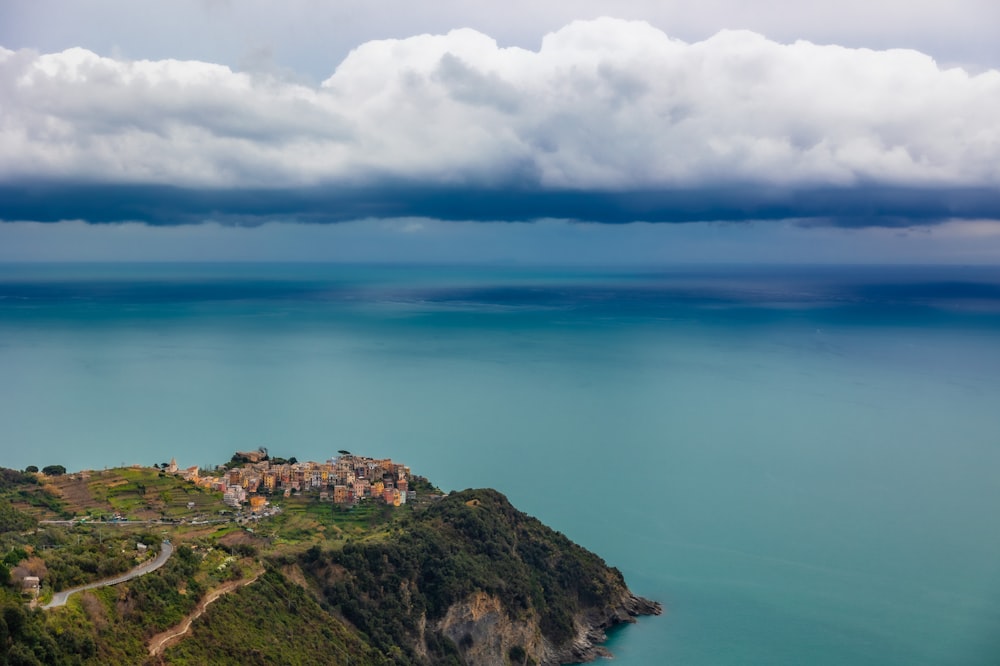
[1,0,999,264]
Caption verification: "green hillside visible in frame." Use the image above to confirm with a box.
[0,467,659,665]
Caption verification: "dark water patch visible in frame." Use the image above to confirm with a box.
[2,263,1000,331]
[0,279,332,303]
[847,280,1000,305]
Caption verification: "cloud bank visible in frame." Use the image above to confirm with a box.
[2,18,999,225]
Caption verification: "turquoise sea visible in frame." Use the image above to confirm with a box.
[2,262,1000,664]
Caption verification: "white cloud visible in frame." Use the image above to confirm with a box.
[3,1,998,79]
[1,18,999,190]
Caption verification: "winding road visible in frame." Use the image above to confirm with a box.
[43,540,174,609]
[147,568,263,657]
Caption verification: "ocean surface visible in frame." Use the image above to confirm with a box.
[2,262,1000,665]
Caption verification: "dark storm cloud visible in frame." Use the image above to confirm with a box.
[3,181,999,227]
[1,19,999,228]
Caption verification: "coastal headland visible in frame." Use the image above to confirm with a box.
[0,452,660,665]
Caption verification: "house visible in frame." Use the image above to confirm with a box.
[383,488,401,506]
[179,465,200,481]
[22,576,40,597]
[223,485,246,508]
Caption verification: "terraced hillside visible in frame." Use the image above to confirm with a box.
[42,468,224,522]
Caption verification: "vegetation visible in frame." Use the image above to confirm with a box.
[304,489,629,662]
[0,471,37,493]
[0,588,72,666]
[0,502,36,535]
[164,570,390,665]
[0,465,652,665]
[28,527,146,592]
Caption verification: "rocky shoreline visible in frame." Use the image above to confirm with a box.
[555,593,664,664]
[434,589,662,666]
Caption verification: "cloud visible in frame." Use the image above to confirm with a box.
[4,1,998,80]
[1,18,999,226]
[2,182,1000,228]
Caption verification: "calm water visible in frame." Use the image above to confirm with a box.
[2,262,1000,664]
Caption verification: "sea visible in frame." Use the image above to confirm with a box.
[2,262,999,665]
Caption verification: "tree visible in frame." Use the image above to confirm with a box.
[24,466,38,474]
[41,465,65,476]
[338,450,352,457]
[509,645,528,663]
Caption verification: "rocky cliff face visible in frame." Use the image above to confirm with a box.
[436,588,662,665]
[436,591,546,665]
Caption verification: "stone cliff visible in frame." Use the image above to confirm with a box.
[437,587,661,665]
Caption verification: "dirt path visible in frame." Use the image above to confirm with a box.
[147,568,263,657]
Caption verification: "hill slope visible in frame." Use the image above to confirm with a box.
[296,488,661,665]
[1,467,660,665]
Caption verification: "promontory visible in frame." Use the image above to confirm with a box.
[0,453,661,665]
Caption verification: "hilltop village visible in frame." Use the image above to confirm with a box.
[167,450,418,514]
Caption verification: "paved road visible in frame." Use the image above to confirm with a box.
[43,540,174,609]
